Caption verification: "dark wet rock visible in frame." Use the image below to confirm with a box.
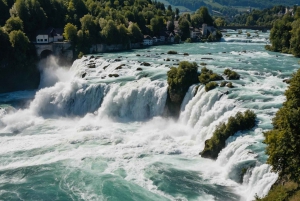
[283,79,291,84]
[201,58,214,60]
[81,72,87,78]
[137,67,143,71]
[141,62,151,66]
[108,74,119,77]
[88,64,96,68]
[183,53,189,56]
[103,65,109,70]
[115,64,125,70]
[167,50,177,54]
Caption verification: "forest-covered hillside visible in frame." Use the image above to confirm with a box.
[162,0,299,13]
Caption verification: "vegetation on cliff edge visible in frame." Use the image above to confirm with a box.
[258,68,300,200]
[200,110,256,159]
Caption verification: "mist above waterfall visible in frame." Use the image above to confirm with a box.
[38,56,74,88]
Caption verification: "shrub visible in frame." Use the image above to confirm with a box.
[224,68,240,80]
[167,50,178,54]
[167,61,199,93]
[199,67,223,84]
[78,52,84,59]
[200,110,256,159]
[205,81,218,92]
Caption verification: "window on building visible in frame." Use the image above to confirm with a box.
[45,39,47,42]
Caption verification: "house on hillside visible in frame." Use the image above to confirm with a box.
[143,35,153,45]
[36,28,63,44]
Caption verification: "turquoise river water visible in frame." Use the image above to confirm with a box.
[0,30,299,201]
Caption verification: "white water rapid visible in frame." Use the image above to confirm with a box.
[0,30,298,201]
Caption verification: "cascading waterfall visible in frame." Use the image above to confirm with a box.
[0,31,298,201]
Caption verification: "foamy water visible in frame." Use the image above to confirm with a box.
[0,31,298,201]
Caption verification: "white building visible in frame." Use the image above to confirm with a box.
[143,35,153,45]
[36,28,63,44]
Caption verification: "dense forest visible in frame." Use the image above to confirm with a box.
[266,6,300,57]
[230,5,287,26]
[214,0,299,8]
[0,0,221,93]
[164,0,299,11]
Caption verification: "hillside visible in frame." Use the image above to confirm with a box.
[160,0,299,12]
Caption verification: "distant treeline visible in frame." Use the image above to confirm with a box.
[230,5,288,26]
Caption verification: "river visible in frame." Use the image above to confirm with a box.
[0,30,299,201]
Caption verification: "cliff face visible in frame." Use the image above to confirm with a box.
[165,87,186,118]
[165,61,200,118]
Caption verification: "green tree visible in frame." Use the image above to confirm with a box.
[179,19,190,41]
[9,30,30,51]
[101,20,119,44]
[264,68,300,183]
[63,23,78,42]
[118,24,129,45]
[4,17,23,33]
[128,22,143,43]
[10,0,47,39]
[290,19,300,57]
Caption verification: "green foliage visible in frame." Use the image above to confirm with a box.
[266,10,300,57]
[205,81,218,92]
[167,61,199,94]
[10,0,48,39]
[9,30,30,51]
[128,23,143,43]
[179,18,190,41]
[256,181,298,201]
[264,69,300,184]
[5,17,23,32]
[63,23,77,42]
[200,110,256,159]
[231,6,286,27]
[199,67,223,84]
[224,68,240,80]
